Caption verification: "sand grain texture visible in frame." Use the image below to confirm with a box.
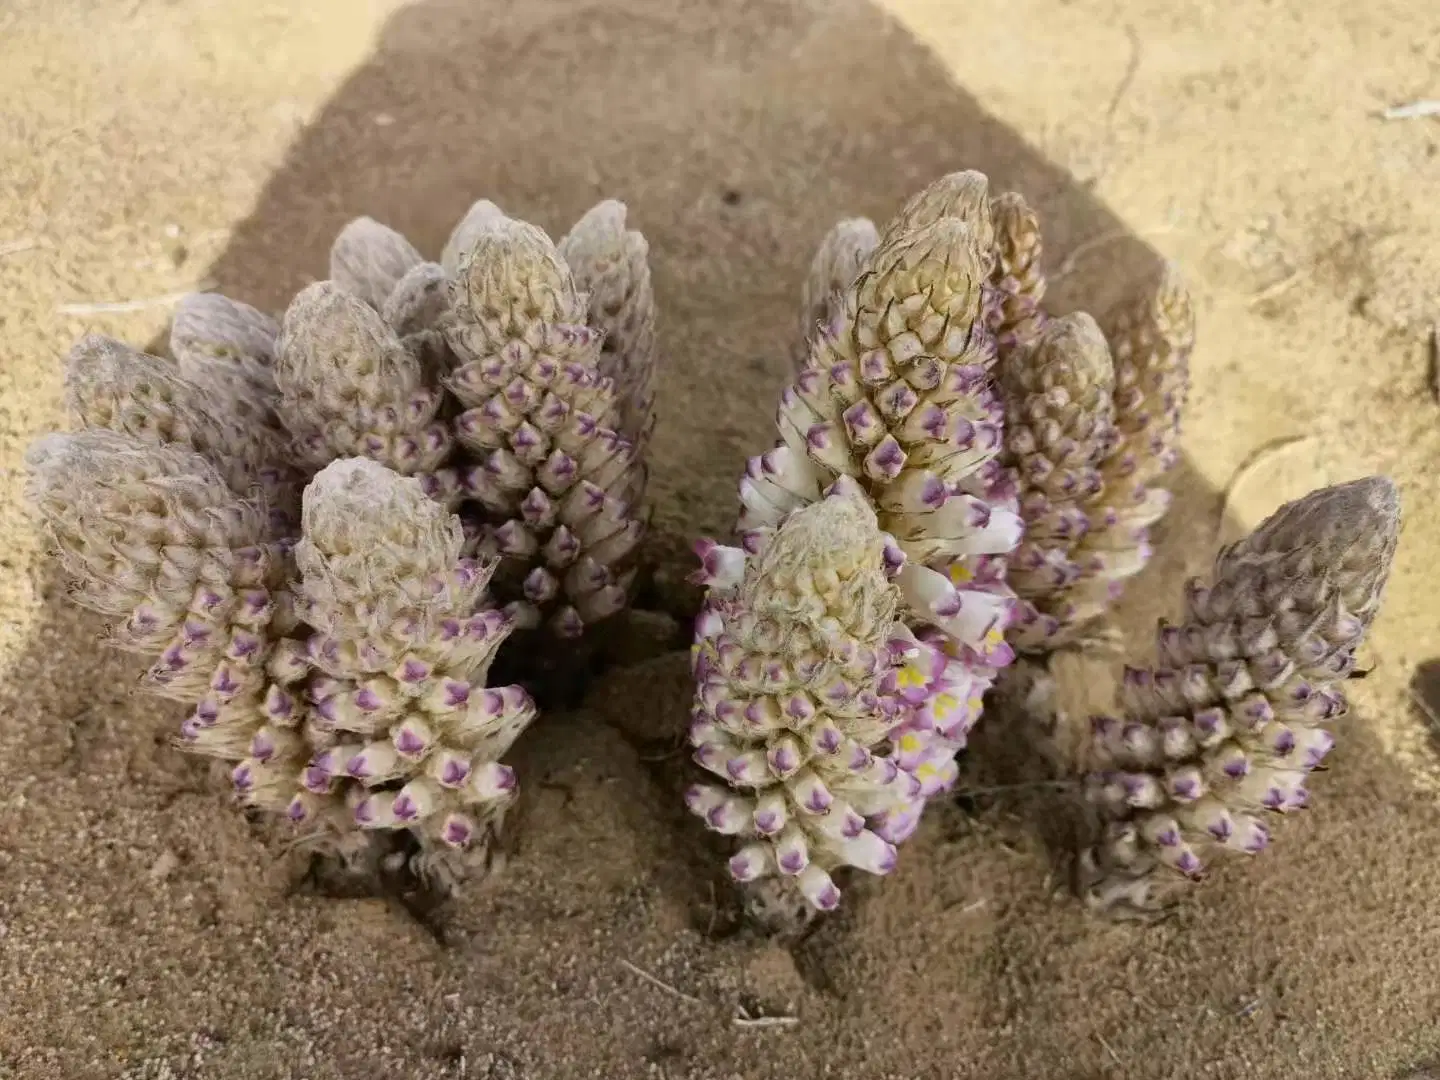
[2,0,1440,1077]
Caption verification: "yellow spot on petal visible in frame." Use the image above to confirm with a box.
[896,665,925,688]
[948,563,974,585]
[898,733,923,753]
[916,763,939,781]
[983,627,1003,648]
[966,695,983,713]
[932,693,958,719]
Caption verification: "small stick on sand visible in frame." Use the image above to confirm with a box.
[734,1003,799,1030]
[1427,324,1439,403]
[0,239,37,258]
[1247,268,1307,306]
[733,1015,800,1030]
[56,284,213,316]
[1096,1033,1124,1065]
[952,780,1078,799]
[617,959,701,1005]
[1380,100,1440,120]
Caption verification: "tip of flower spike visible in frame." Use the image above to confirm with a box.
[885,171,994,249]
[63,332,144,396]
[441,199,510,276]
[451,212,581,321]
[1019,311,1114,397]
[871,216,991,292]
[279,278,394,357]
[749,484,887,592]
[26,429,229,516]
[170,291,280,365]
[558,199,645,275]
[303,456,412,514]
[1228,475,1401,613]
[298,457,465,585]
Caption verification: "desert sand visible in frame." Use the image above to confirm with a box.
[2,0,1440,1077]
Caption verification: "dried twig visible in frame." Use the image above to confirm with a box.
[1427,324,1439,403]
[733,1003,799,1030]
[1380,100,1440,120]
[1247,268,1306,306]
[953,780,1078,799]
[618,959,701,1005]
[0,239,36,259]
[56,284,214,317]
[733,1015,800,1030]
[1105,26,1142,119]
[1096,1033,1124,1065]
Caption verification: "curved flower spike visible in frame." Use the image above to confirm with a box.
[1078,477,1400,915]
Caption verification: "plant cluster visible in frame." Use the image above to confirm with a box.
[25,172,1400,919]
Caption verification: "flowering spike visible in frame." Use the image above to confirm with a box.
[558,199,659,455]
[274,281,452,477]
[63,333,298,531]
[996,312,1117,648]
[687,485,997,914]
[440,206,648,638]
[988,191,1046,349]
[382,261,451,340]
[783,183,1022,632]
[168,291,280,427]
[1079,477,1400,915]
[286,458,536,887]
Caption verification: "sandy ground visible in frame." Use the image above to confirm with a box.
[2,0,1440,1076]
